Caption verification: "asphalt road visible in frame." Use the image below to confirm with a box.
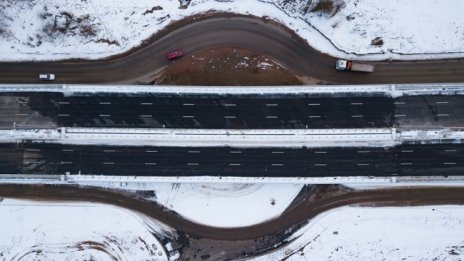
[1,16,464,84]
[1,142,463,176]
[2,92,464,129]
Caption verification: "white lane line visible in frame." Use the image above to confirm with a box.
[188,150,200,153]
[17,101,28,104]
[444,162,457,165]
[266,116,278,119]
[230,151,242,154]
[57,114,70,117]
[308,103,320,106]
[58,101,70,105]
[229,163,241,166]
[224,103,236,107]
[25,148,40,152]
[16,113,28,116]
[99,114,111,117]
[400,162,413,166]
[99,102,111,105]
[350,102,363,105]
[146,150,158,153]
[436,101,449,104]
[445,149,457,152]
[141,102,153,105]
[314,163,327,167]
[183,103,195,106]
[266,103,278,107]
[357,163,370,166]
[140,115,152,118]
[103,150,116,153]
[272,151,284,154]
[358,150,370,153]
[187,163,199,166]
[144,162,158,166]
[103,162,115,165]
[271,163,284,166]
[308,115,321,118]
[25,161,41,164]
[60,161,73,165]
[62,149,74,152]
[401,150,414,153]
[394,114,406,117]
[437,113,450,117]
[182,115,194,118]
[224,116,236,119]
[394,101,406,105]
[315,151,327,154]
[351,115,364,118]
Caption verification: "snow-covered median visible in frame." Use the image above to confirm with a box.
[255,205,464,260]
[0,199,171,260]
[1,0,463,61]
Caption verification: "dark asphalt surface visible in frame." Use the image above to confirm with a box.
[2,92,464,129]
[1,16,464,84]
[2,142,463,176]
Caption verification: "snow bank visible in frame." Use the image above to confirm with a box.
[1,0,464,61]
[0,199,170,260]
[255,205,464,260]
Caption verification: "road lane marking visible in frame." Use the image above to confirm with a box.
[271,163,284,166]
[266,103,278,107]
[230,151,242,154]
[401,150,414,153]
[57,114,70,117]
[445,149,457,152]
[400,162,413,166]
[188,150,200,153]
[60,161,73,165]
[58,101,70,105]
[183,103,195,106]
[103,150,116,153]
[62,149,74,152]
[394,114,406,117]
[229,163,241,166]
[266,116,278,119]
[314,163,327,167]
[187,163,199,166]
[99,114,111,117]
[350,102,363,105]
[437,113,450,117]
[140,114,152,118]
[315,151,327,154]
[25,148,40,152]
[224,103,236,107]
[357,163,370,166]
[436,101,449,104]
[25,161,41,164]
[16,113,28,116]
[103,162,115,165]
[182,115,194,118]
[225,116,236,119]
[358,150,370,153]
[308,103,320,106]
[351,115,363,118]
[308,115,321,118]
[394,101,406,105]
[444,162,456,165]
[144,162,157,165]
[141,102,153,105]
[99,102,111,105]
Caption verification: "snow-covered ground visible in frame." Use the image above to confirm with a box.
[0,199,172,260]
[144,182,303,227]
[1,0,463,61]
[255,205,464,260]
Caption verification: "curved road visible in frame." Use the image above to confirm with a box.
[1,15,464,84]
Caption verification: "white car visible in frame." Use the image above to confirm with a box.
[39,74,55,81]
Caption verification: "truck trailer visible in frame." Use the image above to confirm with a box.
[335,59,375,72]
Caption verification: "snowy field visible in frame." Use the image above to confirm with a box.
[0,199,172,261]
[256,205,464,260]
[1,0,463,61]
[144,182,304,227]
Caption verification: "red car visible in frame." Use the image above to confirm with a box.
[167,50,183,60]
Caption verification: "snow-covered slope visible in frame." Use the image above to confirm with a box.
[1,0,463,61]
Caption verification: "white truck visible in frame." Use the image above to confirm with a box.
[335,60,375,72]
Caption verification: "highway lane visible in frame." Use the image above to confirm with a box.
[1,16,464,84]
[2,92,464,129]
[2,143,464,176]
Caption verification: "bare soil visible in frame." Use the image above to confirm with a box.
[156,48,302,86]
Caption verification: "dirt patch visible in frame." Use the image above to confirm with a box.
[309,0,344,17]
[156,47,302,86]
